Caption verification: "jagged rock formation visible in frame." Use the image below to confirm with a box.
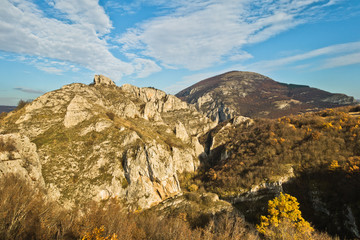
[0,133,44,186]
[176,71,356,122]
[0,75,215,209]
[93,74,115,86]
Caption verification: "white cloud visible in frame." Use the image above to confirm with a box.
[133,58,162,78]
[0,0,161,80]
[244,41,360,72]
[228,50,253,62]
[118,0,338,70]
[321,52,360,69]
[50,0,112,35]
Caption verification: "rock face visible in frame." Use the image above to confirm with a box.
[0,133,44,186]
[64,95,92,128]
[0,75,215,209]
[93,74,115,86]
[176,71,356,122]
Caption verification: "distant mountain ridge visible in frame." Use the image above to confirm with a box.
[176,71,356,122]
[0,105,15,113]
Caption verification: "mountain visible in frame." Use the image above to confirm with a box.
[1,73,359,239]
[176,71,356,122]
[0,75,215,209]
[0,105,16,113]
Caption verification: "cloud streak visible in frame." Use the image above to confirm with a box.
[118,0,338,70]
[14,87,45,94]
[244,41,360,72]
[321,52,360,69]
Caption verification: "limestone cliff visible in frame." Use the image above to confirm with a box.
[0,133,44,186]
[0,75,215,209]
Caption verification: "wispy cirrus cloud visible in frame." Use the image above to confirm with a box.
[118,0,339,70]
[321,52,360,69]
[48,0,112,35]
[0,0,354,82]
[244,41,360,72]
[0,0,161,80]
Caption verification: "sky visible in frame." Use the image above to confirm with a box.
[0,0,360,106]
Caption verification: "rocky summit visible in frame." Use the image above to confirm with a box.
[0,75,215,209]
[176,71,356,122]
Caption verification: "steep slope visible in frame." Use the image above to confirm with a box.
[176,71,356,122]
[0,75,215,209]
[0,133,44,186]
[191,106,360,238]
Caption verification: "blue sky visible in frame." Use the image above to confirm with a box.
[0,0,360,105]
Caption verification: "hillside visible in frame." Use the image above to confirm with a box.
[176,71,356,122]
[185,106,360,238]
[0,75,215,209]
[1,74,359,239]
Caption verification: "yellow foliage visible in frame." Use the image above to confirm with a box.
[278,117,291,124]
[82,226,118,240]
[345,156,360,173]
[257,193,314,239]
[329,160,340,171]
[177,212,188,222]
[322,122,333,129]
[188,184,199,192]
[207,168,217,180]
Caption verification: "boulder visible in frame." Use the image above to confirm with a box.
[93,75,115,86]
[0,133,44,186]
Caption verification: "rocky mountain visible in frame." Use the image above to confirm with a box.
[0,75,216,209]
[176,71,356,122]
[1,73,359,239]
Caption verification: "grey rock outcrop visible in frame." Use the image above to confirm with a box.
[64,95,92,128]
[175,121,190,142]
[93,74,115,86]
[0,133,44,186]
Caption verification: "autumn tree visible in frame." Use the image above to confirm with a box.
[257,193,314,239]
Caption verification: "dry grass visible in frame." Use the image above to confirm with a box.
[195,108,360,197]
[0,173,258,240]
